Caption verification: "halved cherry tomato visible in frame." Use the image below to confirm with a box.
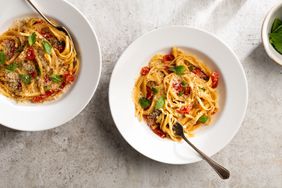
[177,105,193,114]
[30,71,37,78]
[26,47,35,61]
[64,73,75,83]
[173,82,183,94]
[32,90,55,103]
[211,72,219,88]
[146,86,153,100]
[184,86,190,95]
[140,66,150,76]
[40,29,53,39]
[163,54,174,62]
[192,68,209,80]
[152,127,166,138]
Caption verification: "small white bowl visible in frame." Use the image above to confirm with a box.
[262,2,282,65]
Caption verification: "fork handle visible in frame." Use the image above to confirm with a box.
[181,135,230,179]
[25,0,57,28]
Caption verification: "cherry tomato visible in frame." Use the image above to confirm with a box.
[163,54,174,62]
[26,47,35,61]
[64,73,75,83]
[177,105,193,114]
[30,71,37,78]
[146,86,153,100]
[173,82,183,92]
[192,68,209,80]
[140,66,150,76]
[152,127,166,138]
[40,29,53,39]
[184,86,190,95]
[211,72,219,88]
[32,90,55,103]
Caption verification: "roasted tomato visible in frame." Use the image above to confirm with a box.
[177,105,193,114]
[211,72,219,88]
[26,47,35,61]
[140,66,150,76]
[152,127,166,138]
[163,54,175,62]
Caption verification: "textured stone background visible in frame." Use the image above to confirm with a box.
[1,0,282,187]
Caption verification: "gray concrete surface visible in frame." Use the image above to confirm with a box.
[1,0,282,187]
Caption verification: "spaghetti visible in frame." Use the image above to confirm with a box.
[0,17,79,103]
[133,47,219,141]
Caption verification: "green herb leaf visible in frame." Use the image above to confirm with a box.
[28,32,36,46]
[0,51,6,65]
[35,64,41,76]
[6,63,17,72]
[151,87,158,94]
[170,65,186,75]
[271,18,282,32]
[42,41,52,54]
[155,96,165,109]
[50,75,62,83]
[139,97,151,109]
[16,45,24,53]
[199,87,206,91]
[178,91,184,96]
[188,65,195,71]
[270,31,282,54]
[181,81,187,87]
[198,115,208,123]
[20,74,31,85]
[44,85,51,91]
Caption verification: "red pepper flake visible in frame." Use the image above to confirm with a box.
[211,72,219,88]
[140,66,150,76]
[26,47,35,61]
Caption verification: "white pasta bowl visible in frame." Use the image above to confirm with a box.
[0,0,101,131]
[262,2,282,64]
[109,26,248,164]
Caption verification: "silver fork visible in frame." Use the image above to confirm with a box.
[173,122,230,179]
[25,0,75,47]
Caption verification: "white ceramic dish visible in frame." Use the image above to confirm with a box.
[0,0,101,131]
[262,2,282,64]
[109,26,248,164]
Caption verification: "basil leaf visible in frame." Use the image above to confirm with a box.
[181,81,187,87]
[178,91,184,96]
[170,65,185,75]
[0,51,6,65]
[155,96,165,109]
[271,18,282,32]
[270,32,282,54]
[6,63,17,72]
[42,41,52,54]
[188,65,195,71]
[50,75,62,83]
[198,115,208,123]
[139,97,151,109]
[151,87,158,94]
[28,32,36,46]
[20,74,31,85]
